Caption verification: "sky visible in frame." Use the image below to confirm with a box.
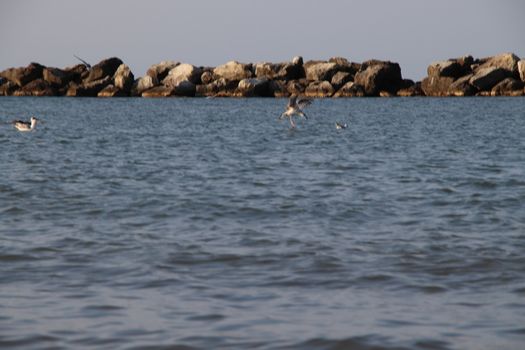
[1,0,524,81]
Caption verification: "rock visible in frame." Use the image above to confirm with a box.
[448,75,477,96]
[113,64,134,93]
[304,61,338,81]
[196,78,238,97]
[469,67,508,91]
[141,86,174,98]
[331,71,352,90]
[213,61,253,81]
[255,60,304,81]
[354,61,403,96]
[84,57,123,83]
[421,76,455,96]
[43,67,75,87]
[333,82,365,97]
[0,62,45,86]
[0,79,17,96]
[427,60,463,78]
[131,76,156,96]
[66,76,112,96]
[64,64,89,82]
[397,82,424,97]
[287,79,308,95]
[162,63,202,86]
[329,57,361,76]
[200,70,214,84]
[268,80,288,97]
[292,56,303,66]
[147,61,179,84]
[13,79,56,96]
[98,85,126,97]
[172,80,196,97]
[479,52,520,76]
[518,60,525,82]
[490,78,524,96]
[237,78,271,97]
[305,81,334,97]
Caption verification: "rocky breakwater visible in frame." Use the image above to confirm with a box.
[422,53,525,96]
[1,53,524,97]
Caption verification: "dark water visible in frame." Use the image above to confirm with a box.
[1,97,524,350]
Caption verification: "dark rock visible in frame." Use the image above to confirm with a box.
[113,64,134,93]
[421,76,455,96]
[142,86,174,98]
[479,53,520,77]
[85,57,123,83]
[427,60,463,79]
[268,80,288,97]
[13,79,56,96]
[255,59,305,81]
[98,85,127,97]
[64,64,89,82]
[469,67,508,91]
[331,71,352,90]
[43,67,75,87]
[490,78,524,96]
[333,82,365,97]
[287,79,308,95]
[66,76,112,96]
[448,75,477,96]
[172,80,196,97]
[397,82,424,97]
[213,61,253,81]
[0,79,17,96]
[237,78,271,97]
[354,61,403,96]
[0,62,45,86]
[305,81,335,98]
[195,78,239,97]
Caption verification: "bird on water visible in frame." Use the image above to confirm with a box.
[11,116,40,132]
[335,122,348,129]
[279,95,312,128]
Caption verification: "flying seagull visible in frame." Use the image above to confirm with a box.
[74,55,91,69]
[279,95,312,128]
[11,116,40,132]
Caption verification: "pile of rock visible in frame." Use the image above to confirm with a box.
[1,53,524,97]
[422,53,525,96]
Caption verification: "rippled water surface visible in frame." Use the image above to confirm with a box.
[1,97,524,350]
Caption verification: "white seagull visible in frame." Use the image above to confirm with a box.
[335,122,348,129]
[279,95,312,128]
[12,116,40,132]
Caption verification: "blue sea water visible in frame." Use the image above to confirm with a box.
[0,96,524,350]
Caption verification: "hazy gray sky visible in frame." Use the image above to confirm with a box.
[1,0,524,80]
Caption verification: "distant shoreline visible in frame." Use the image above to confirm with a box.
[1,53,524,98]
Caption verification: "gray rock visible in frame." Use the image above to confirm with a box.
[147,61,179,84]
[237,78,270,97]
[213,61,253,81]
[162,63,202,86]
[304,61,338,81]
[132,76,156,96]
[469,67,508,91]
[172,80,196,97]
[305,81,334,98]
[421,76,455,96]
[479,52,520,76]
[43,67,75,87]
[427,60,463,78]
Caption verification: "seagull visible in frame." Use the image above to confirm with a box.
[11,116,40,132]
[335,122,348,129]
[74,55,91,70]
[279,95,312,128]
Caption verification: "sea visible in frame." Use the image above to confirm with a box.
[0,97,524,350]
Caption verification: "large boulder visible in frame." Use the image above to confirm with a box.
[84,57,123,83]
[171,80,196,97]
[268,80,288,97]
[448,75,477,96]
[331,71,352,90]
[98,85,127,97]
[427,60,464,79]
[66,76,112,96]
[305,81,335,98]
[113,64,134,93]
[354,61,403,96]
[490,78,524,96]
[213,61,253,81]
[237,78,271,97]
[255,59,304,81]
[333,82,365,97]
[162,63,202,86]
[43,67,75,87]
[479,53,520,76]
[0,62,45,86]
[518,60,525,82]
[469,67,508,91]
[421,76,455,96]
[303,61,338,81]
[131,76,156,96]
[146,61,179,84]
[13,79,56,96]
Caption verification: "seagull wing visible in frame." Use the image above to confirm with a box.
[297,98,312,109]
[287,95,298,108]
[74,55,91,68]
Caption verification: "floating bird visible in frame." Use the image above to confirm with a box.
[279,95,312,128]
[335,122,348,129]
[74,54,91,69]
[11,116,40,132]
